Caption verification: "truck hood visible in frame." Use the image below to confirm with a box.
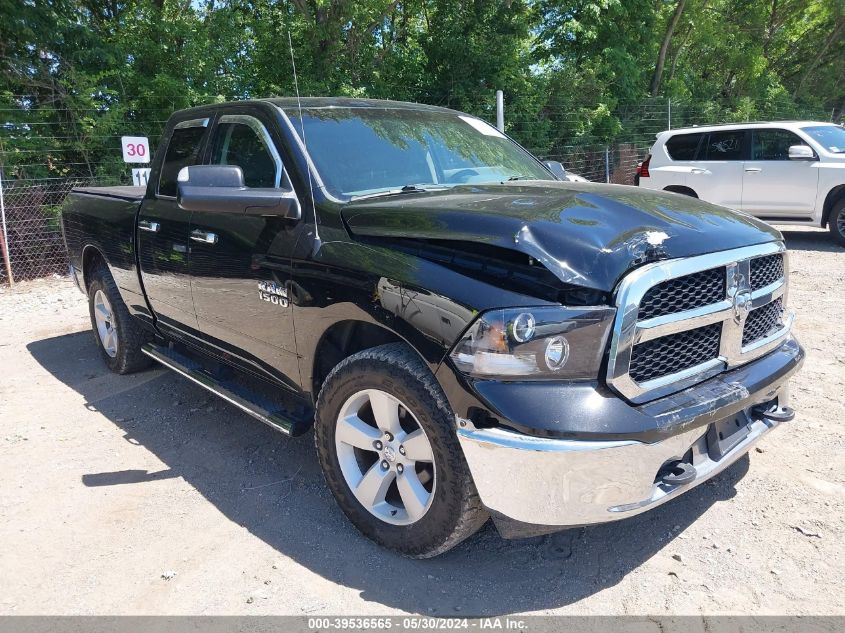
[341,181,781,292]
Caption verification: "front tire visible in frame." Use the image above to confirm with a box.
[87,264,152,374]
[829,199,845,246]
[314,343,488,558]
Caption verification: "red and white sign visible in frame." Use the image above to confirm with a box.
[121,136,150,163]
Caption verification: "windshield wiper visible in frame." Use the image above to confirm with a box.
[350,184,447,201]
[506,175,531,181]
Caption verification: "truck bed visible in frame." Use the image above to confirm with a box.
[62,185,146,299]
[71,185,146,202]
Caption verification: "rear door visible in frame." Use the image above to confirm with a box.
[137,116,211,338]
[741,128,818,218]
[188,106,302,388]
[687,129,747,209]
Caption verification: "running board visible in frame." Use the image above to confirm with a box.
[757,216,814,223]
[142,343,311,436]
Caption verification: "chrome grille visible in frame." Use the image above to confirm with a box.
[638,267,726,320]
[750,253,784,291]
[607,243,792,403]
[629,324,721,383]
[743,298,784,346]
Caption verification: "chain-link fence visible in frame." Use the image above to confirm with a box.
[538,142,650,184]
[0,96,837,286]
[0,178,97,284]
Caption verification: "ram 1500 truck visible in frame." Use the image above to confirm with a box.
[62,98,804,557]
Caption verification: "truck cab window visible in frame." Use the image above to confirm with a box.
[158,123,208,197]
[210,118,279,188]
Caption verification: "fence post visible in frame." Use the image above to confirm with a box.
[604,147,610,183]
[0,170,14,287]
[668,98,672,130]
[495,90,504,132]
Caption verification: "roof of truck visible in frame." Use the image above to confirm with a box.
[267,97,457,112]
[175,97,460,117]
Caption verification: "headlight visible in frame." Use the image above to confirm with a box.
[449,306,615,379]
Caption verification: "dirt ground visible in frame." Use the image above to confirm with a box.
[0,226,843,616]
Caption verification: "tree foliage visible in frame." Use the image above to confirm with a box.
[1,0,843,180]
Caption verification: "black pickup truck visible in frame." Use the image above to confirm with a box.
[62,98,804,557]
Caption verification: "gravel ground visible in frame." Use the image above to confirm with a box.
[0,226,843,616]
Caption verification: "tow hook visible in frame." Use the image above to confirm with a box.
[751,403,796,423]
[658,461,696,487]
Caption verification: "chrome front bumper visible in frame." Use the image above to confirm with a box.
[457,338,803,532]
[458,411,785,529]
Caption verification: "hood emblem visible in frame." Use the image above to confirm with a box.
[729,273,752,324]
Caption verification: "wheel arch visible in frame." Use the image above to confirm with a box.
[310,319,435,403]
[820,184,845,227]
[81,244,109,293]
[663,185,699,198]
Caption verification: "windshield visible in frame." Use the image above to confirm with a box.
[286,107,554,198]
[801,125,845,153]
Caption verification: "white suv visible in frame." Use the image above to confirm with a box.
[638,121,845,245]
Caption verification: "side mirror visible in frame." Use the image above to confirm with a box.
[176,165,301,219]
[788,145,816,161]
[543,160,568,180]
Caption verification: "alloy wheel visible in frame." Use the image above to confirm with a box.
[93,289,118,358]
[334,389,436,525]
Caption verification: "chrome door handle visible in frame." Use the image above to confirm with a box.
[190,229,218,245]
[744,167,762,173]
[690,168,707,174]
[138,219,161,233]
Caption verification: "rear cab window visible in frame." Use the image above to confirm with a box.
[157,118,210,197]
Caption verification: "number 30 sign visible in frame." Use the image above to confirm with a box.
[121,136,150,163]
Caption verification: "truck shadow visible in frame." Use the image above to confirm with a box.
[28,331,748,616]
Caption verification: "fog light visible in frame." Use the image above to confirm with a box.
[510,312,536,342]
[544,336,569,370]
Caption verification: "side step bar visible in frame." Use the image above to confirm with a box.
[142,343,310,436]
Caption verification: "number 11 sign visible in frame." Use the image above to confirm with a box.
[121,136,150,163]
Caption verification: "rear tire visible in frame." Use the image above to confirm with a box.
[828,199,845,246]
[314,343,488,558]
[87,264,153,374]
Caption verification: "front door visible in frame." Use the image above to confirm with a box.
[189,108,302,389]
[741,128,819,218]
[137,117,211,339]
